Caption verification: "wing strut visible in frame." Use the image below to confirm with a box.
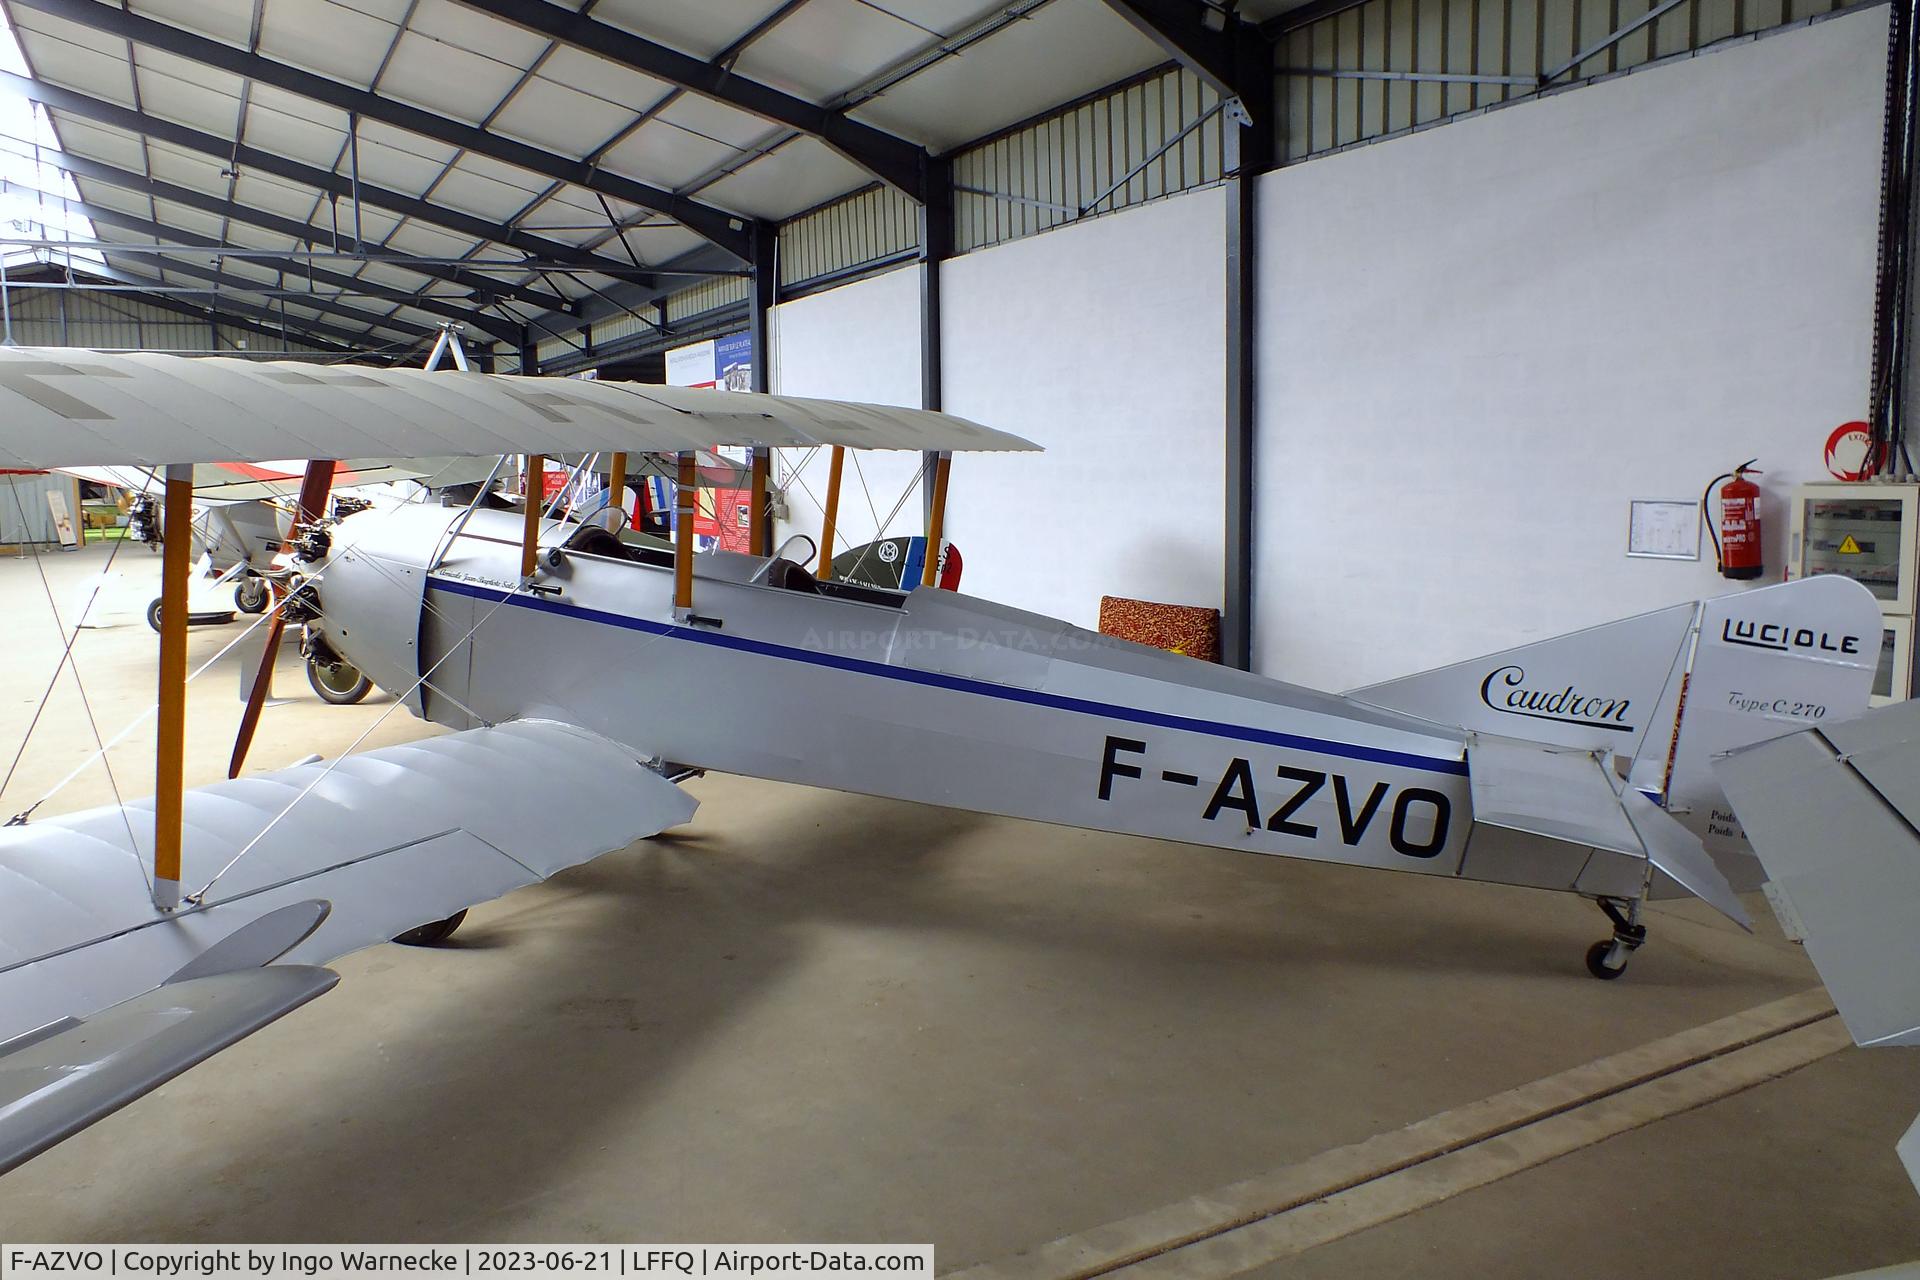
[153,463,193,910]
[674,451,696,614]
[922,451,952,589]
[606,451,626,530]
[230,459,335,779]
[750,448,772,557]
[520,454,544,580]
[816,445,845,580]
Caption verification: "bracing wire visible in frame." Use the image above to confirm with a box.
[1,475,140,854]
[0,479,134,806]
[12,455,476,820]
[189,532,685,905]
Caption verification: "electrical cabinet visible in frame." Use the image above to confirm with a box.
[1789,481,1920,703]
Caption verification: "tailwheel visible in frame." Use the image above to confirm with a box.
[306,653,373,704]
[1585,939,1631,980]
[394,909,467,947]
[1586,896,1648,980]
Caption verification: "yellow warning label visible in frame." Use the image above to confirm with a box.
[1839,534,1864,554]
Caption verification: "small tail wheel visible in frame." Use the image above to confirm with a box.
[1586,896,1648,980]
[234,576,270,613]
[394,909,467,947]
[1585,940,1631,980]
[306,654,373,704]
[146,596,164,633]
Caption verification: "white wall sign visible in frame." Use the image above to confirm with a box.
[1628,499,1700,560]
[45,488,76,548]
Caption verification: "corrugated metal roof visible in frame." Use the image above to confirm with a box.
[0,0,1209,355]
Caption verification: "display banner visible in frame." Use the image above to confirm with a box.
[0,1246,933,1280]
[664,331,755,553]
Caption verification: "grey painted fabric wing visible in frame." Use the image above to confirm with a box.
[0,347,1040,469]
[0,718,697,1044]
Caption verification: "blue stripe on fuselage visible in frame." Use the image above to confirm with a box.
[429,576,1471,778]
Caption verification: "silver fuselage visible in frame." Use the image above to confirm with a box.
[314,504,1647,901]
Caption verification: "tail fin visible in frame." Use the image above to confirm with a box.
[1715,698,1920,1049]
[1661,575,1882,877]
[1353,576,1882,884]
[1348,601,1699,764]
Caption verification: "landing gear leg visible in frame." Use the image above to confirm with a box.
[1586,895,1647,980]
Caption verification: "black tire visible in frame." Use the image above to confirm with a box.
[234,577,270,613]
[394,909,468,947]
[148,598,237,631]
[306,654,373,705]
[1585,940,1629,980]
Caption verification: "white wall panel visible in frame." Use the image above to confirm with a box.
[768,265,927,562]
[943,187,1227,627]
[1254,8,1888,691]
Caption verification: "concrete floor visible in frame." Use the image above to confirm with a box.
[2,540,1918,1274]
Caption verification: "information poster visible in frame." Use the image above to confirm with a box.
[664,331,754,554]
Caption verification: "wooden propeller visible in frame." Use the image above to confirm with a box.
[228,460,335,779]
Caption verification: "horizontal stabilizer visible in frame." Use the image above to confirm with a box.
[1716,700,1920,1048]
[1467,735,1748,927]
[0,965,338,1175]
[1467,736,1642,854]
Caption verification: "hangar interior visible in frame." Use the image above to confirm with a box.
[0,0,1918,1274]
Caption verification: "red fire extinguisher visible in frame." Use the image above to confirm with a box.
[1703,459,1764,580]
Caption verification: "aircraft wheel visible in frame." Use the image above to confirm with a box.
[394,910,467,947]
[148,598,238,631]
[234,577,270,613]
[306,654,373,705]
[1585,940,1630,980]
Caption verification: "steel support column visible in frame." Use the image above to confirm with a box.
[920,156,952,529]
[748,220,777,556]
[1223,59,1274,672]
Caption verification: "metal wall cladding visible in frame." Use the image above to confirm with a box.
[952,66,1227,253]
[535,65,1233,362]
[1274,0,1862,163]
[778,184,920,289]
[0,286,332,355]
[665,274,750,325]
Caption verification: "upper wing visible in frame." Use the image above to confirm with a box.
[63,458,506,501]
[0,718,695,1044]
[0,348,1040,469]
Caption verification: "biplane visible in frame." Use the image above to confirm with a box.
[0,345,1883,1173]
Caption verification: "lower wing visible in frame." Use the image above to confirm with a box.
[0,718,695,1170]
